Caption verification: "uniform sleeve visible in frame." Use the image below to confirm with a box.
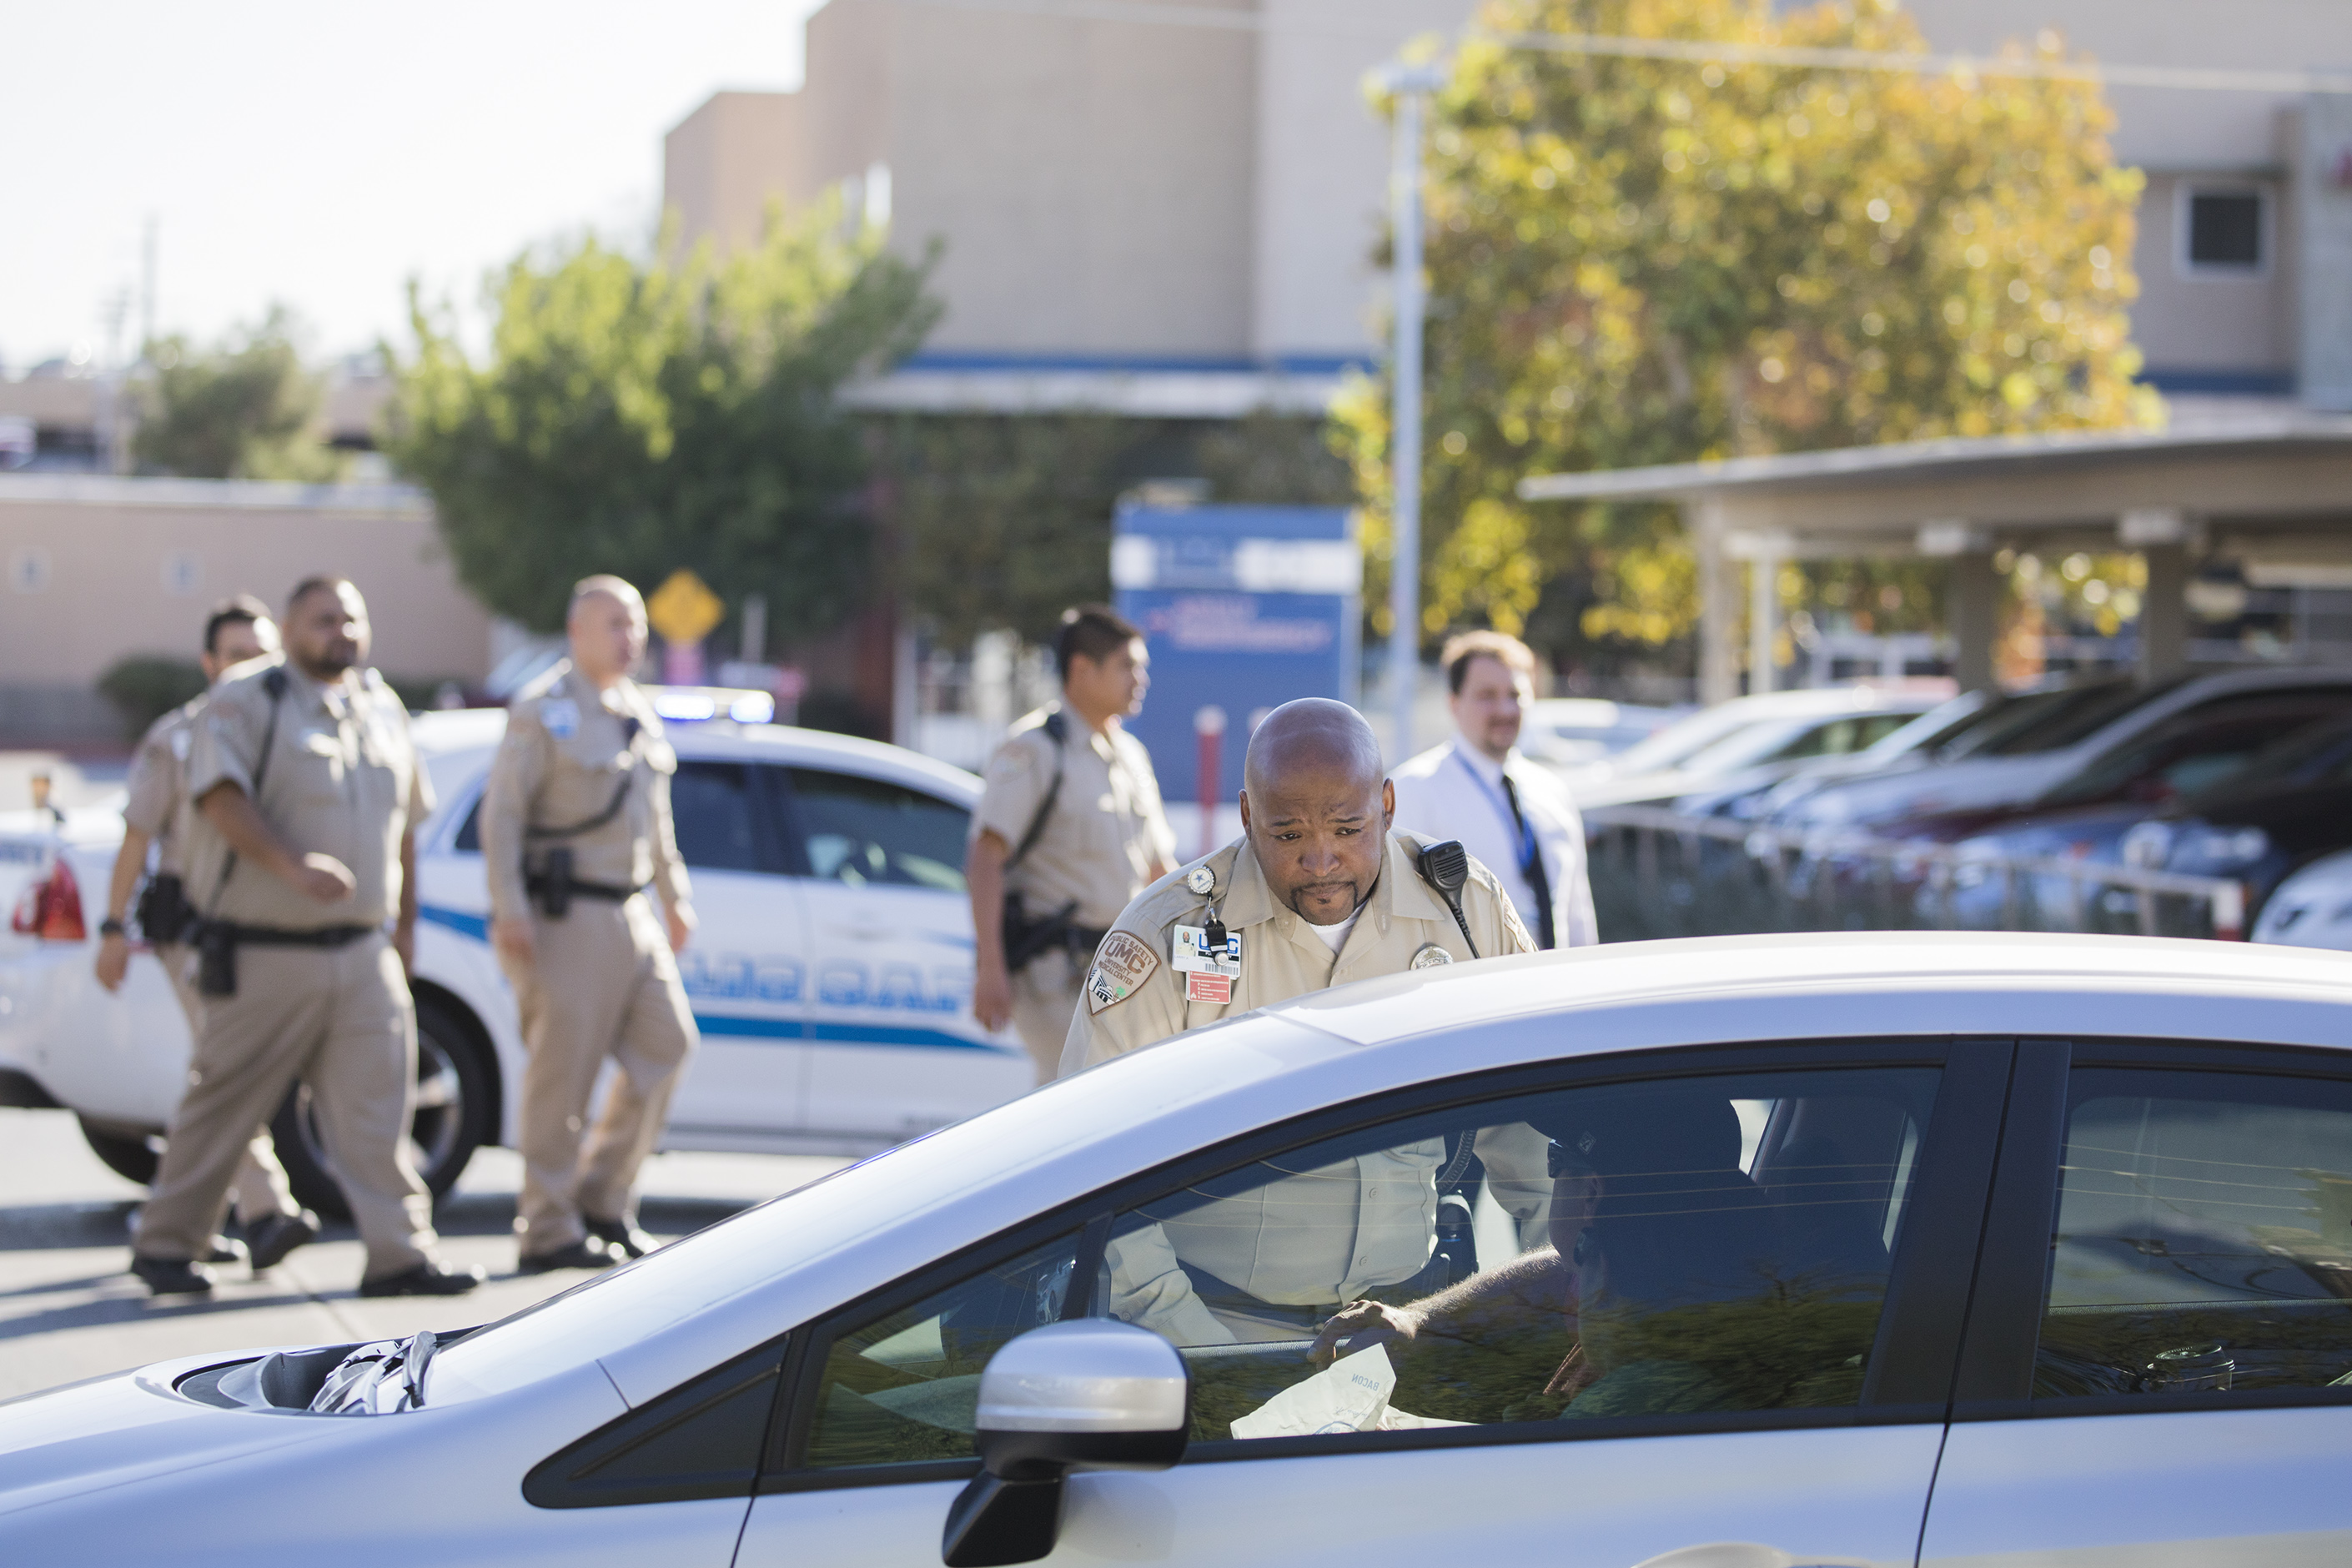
[121,716,179,837]
[186,683,264,805]
[1060,924,1187,1077]
[478,702,549,925]
[972,732,1050,849]
[1103,1226,1236,1347]
[1472,1123,1555,1255]
[1465,865,1539,957]
[647,758,693,912]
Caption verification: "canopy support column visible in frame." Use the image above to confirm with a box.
[1695,502,1738,706]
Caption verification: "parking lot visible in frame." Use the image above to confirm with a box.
[0,1105,842,1400]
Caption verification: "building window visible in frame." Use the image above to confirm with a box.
[2179,186,2266,276]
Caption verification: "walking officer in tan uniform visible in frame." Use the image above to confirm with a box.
[1064,698,1540,1343]
[97,595,317,1273]
[482,575,697,1274]
[128,576,480,1298]
[967,604,1176,1084]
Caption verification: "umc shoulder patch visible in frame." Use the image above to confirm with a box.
[1086,931,1159,1013]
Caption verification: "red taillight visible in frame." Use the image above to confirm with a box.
[9,857,86,942]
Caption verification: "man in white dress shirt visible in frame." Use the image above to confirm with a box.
[1390,630,1598,952]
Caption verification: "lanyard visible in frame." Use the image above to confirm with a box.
[1451,748,1537,869]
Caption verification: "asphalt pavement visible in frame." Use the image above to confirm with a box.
[0,1107,847,1401]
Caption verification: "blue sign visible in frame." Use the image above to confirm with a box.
[1113,505,1360,805]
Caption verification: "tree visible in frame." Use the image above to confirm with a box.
[134,305,341,481]
[1338,0,2153,669]
[388,202,939,637]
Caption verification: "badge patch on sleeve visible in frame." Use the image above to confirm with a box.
[1086,932,1159,1013]
[541,698,580,741]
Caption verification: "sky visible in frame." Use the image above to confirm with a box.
[2,0,830,374]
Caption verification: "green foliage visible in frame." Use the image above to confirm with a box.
[96,656,205,741]
[882,410,1358,647]
[1339,0,2153,663]
[388,202,940,639]
[134,306,342,481]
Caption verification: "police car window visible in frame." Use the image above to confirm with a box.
[2034,1068,2352,1400]
[784,768,968,893]
[670,761,763,872]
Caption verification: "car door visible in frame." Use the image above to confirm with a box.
[661,756,811,1142]
[736,1038,2008,1567]
[771,764,1029,1144]
[1919,1040,2352,1566]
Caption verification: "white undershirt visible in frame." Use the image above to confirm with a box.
[1304,903,1364,954]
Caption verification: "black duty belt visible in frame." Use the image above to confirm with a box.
[525,873,647,903]
[218,922,377,948]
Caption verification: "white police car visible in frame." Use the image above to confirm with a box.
[3,932,2350,1565]
[0,702,1032,1216]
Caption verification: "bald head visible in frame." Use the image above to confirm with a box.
[1239,700,1394,925]
[568,574,649,689]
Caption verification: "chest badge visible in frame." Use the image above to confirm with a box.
[1173,922,1241,1004]
[1184,865,1216,895]
[1410,942,1455,970]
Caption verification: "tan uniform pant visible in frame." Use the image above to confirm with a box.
[1010,948,1084,1086]
[156,942,299,1227]
[502,895,696,1254]
[137,932,436,1278]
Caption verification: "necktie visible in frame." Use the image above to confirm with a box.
[1500,770,1556,949]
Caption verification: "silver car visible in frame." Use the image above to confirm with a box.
[4,931,2349,1566]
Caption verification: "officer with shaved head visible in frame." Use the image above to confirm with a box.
[1063,699,1535,1342]
[482,573,697,1274]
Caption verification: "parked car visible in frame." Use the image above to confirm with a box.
[1515,698,1685,769]
[1564,686,1942,810]
[2254,846,2352,948]
[1768,667,2352,841]
[1671,686,2031,820]
[0,710,1031,1217]
[6,932,2352,1566]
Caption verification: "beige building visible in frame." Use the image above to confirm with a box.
[0,475,490,746]
[666,0,2352,415]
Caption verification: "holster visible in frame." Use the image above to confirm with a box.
[135,872,193,944]
[1001,893,1077,974]
[194,920,238,997]
[532,847,575,920]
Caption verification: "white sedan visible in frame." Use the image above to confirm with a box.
[4,931,2349,1566]
[0,711,1032,1215]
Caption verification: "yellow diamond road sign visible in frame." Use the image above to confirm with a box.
[646,569,725,647]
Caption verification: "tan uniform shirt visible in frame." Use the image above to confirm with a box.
[479,661,690,926]
[182,659,433,931]
[1068,830,1536,1343]
[972,705,1175,930]
[124,696,205,877]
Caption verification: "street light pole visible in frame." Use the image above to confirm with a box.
[1385,62,1443,764]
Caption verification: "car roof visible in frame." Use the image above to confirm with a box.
[406,709,984,801]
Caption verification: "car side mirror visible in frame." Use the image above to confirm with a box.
[941,1319,1190,1568]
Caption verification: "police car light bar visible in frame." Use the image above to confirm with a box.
[649,686,776,726]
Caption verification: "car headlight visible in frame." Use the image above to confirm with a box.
[2121,821,2174,870]
[2183,827,2270,870]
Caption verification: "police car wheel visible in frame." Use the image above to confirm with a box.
[269,998,495,1222]
[78,1116,162,1185]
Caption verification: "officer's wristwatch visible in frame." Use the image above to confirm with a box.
[99,918,128,939]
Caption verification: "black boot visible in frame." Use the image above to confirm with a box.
[131,1255,214,1295]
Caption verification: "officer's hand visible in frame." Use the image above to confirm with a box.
[972,959,1014,1033]
[1310,1300,1423,1369]
[490,917,535,968]
[94,932,131,993]
[295,853,358,902]
[666,902,695,954]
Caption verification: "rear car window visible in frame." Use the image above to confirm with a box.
[671,760,764,872]
[784,769,969,892]
[2036,1068,2352,1399]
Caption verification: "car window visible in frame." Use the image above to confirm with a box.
[2039,694,2352,809]
[671,760,764,872]
[783,768,968,893]
[1972,679,2181,757]
[2035,1068,2352,1400]
[789,1064,1937,1468]
[1769,713,1920,762]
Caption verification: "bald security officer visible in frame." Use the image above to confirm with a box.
[129,576,480,1297]
[967,605,1176,1084]
[1063,699,1538,1343]
[97,595,317,1273]
[483,575,697,1274]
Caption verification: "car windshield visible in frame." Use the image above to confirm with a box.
[1857,690,1993,761]
[2199,713,2352,790]
[1966,678,2184,758]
